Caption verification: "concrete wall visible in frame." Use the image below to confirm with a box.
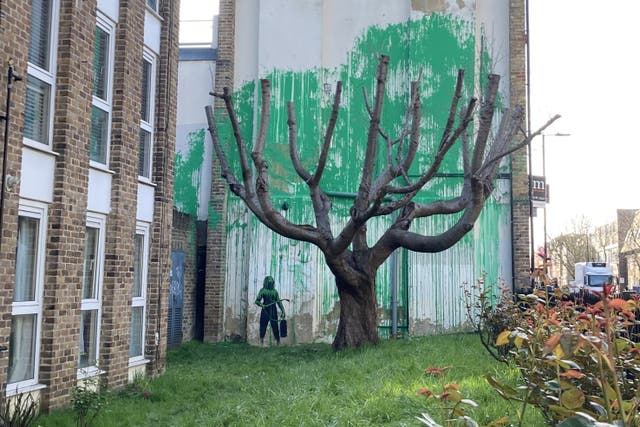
[205,0,518,344]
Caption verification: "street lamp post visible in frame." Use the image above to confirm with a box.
[541,132,571,276]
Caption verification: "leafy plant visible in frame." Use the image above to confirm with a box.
[463,276,520,364]
[71,374,107,427]
[0,392,38,427]
[488,288,640,426]
[416,366,510,427]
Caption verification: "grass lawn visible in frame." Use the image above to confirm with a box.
[36,333,544,426]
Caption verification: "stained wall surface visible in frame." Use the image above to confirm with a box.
[227,0,514,344]
[177,0,519,345]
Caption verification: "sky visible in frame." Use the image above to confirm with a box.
[179,1,219,46]
[178,0,640,240]
[529,0,640,238]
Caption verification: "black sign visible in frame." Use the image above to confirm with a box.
[530,175,547,202]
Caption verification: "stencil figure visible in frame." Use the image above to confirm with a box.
[255,276,286,345]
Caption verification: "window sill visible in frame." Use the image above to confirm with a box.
[128,358,150,368]
[22,139,60,157]
[89,162,115,175]
[145,5,163,21]
[137,177,157,187]
[6,382,46,397]
[76,366,105,380]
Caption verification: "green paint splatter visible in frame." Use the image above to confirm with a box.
[219,13,511,321]
[174,129,205,216]
[208,205,221,229]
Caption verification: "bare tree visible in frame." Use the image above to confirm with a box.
[205,56,559,350]
[548,215,599,282]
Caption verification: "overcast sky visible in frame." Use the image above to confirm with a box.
[529,0,640,238]
[178,1,640,239]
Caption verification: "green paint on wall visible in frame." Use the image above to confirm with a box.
[208,206,221,229]
[175,129,205,217]
[219,12,512,322]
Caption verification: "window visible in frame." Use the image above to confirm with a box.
[139,50,156,179]
[146,0,158,12]
[90,15,115,166]
[129,224,150,362]
[8,201,47,392]
[79,215,105,375]
[24,0,59,147]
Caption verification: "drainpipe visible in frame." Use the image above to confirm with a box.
[0,62,22,254]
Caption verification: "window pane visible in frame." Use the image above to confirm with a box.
[138,129,151,178]
[129,306,144,358]
[8,314,37,384]
[93,26,110,100]
[28,0,52,70]
[24,75,51,144]
[15,217,39,302]
[141,59,152,122]
[90,106,108,164]
[82,227,98,299]
[79,310,98,368]
[133,234,144,297]
[146,0,157,11]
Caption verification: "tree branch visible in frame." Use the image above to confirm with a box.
[205,105,264,218]
[312,81,343,186]
[211,88,254,192]
[471,74,500,173]
[439,69,465,150]
[478,113,561,175]
[287,102,312,183]
[353,55,389,219]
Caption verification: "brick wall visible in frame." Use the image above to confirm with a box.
[39,0,96,409]
[203,0,235,342]
[171,210,197,342]
[0,0,30,400]
[0,0,179,410]
[145,0,179,376]
[99,0,146,390]
[509,0,532,292]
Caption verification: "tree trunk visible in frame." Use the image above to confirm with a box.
[332,276,379,350]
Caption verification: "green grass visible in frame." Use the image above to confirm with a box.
[36,334,544,426]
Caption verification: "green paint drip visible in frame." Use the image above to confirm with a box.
[219,13,511,318]
[174,129,205,216]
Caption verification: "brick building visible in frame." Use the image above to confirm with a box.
[0,0,178,410]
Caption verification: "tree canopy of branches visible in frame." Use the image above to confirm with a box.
[548,215,605,283]
[205,55,559,350]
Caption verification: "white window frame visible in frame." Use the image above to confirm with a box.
[129,222,150,365]
[23,0,60,150]
[139,48,157,182]
[89,13,116,169]
[7,200,48,395]
[146,0,158,13]
[78,213,106,379]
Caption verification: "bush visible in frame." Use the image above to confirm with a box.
[71,374,108,427]
[486,287,640,426]
[0,392,38,427]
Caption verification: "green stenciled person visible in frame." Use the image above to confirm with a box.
[255,276,286,345]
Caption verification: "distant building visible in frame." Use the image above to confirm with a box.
[619,209,640,289]
[0,0,178,410]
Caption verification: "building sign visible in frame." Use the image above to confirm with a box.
[531,175,547,203]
